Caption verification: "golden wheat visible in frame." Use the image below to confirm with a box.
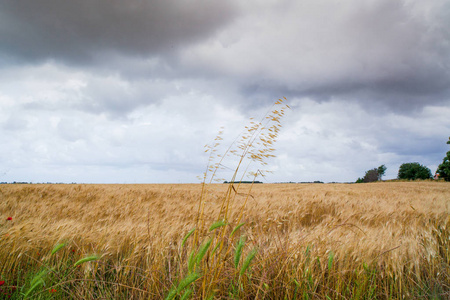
[1,182,448,296]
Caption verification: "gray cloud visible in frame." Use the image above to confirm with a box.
[0,0,237,64]
[178,0,450,110]
[3,0,449,113]
[1,0,450,183]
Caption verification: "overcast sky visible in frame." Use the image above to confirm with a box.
[1,0,450,183]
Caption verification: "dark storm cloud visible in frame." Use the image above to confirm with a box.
[181,0,450,111]
[3,0,449,114]
[0,0,236,64]
[241,70,450,114]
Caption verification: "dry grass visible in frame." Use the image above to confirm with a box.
[1,181,449,299]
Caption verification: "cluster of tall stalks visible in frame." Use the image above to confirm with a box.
[0,98,449,299]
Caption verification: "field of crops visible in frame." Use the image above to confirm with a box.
[0,181,449,299]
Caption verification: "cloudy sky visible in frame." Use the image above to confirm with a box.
[1,0,450,183]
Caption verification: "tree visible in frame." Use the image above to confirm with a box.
[397,162,432,180]
[436,137,450,181]
[363,169,379,182]
[356,165,387,183]
[377,164,387,180]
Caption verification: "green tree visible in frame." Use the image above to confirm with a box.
[363,169,379,182]
[356,165,387,183]
[436,137,450,181]
[377,164,387,180]
[398,162,432,180]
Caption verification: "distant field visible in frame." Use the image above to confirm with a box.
[1,182,449,299]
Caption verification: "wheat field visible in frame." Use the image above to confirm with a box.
[0,181,449,299]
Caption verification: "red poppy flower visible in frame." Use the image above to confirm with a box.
[49,289,57,293]
[6,217,12,221]
[0,281,5,286]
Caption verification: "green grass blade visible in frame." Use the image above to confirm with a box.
[195,239,212,265]
[363,262,370,273]
[328,251,334,271]
[28,269,48,289]
[165,288,177,300]
[188,250,196,273]
[305,245,311,257]
[181,228,196,248]
[209,220,227,231]
[51,243,66,255]
[74,255,100,267]
[293,279,300,299]
[304,245,311,267]
[165,273,199,300]
[234,236,246,269]
[211,240,222,255]
[316,256,321,269]
[23,278,44,299]
[240,248,257,276]
[177,272,200,294]
[231,222,245,237]
[180,288,192,300]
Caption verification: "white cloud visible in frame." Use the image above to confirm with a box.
[1,0,449,183]
[268,98,449,182]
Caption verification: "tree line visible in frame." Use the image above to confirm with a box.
[356,137,450,182]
